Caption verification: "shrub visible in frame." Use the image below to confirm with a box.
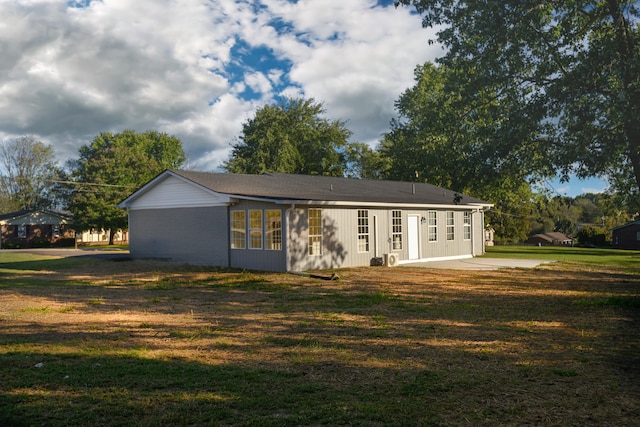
[576,225,609,246]
[31,239,52,248]
[1,242,22,249]
[54,238,76,248]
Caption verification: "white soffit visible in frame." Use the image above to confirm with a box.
[126,175,231,209]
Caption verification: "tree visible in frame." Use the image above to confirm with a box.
[379,62,536,241]
[343,142,386,180]
[223,98,353,176]
[0,136,62,213]
[396,0,640,208]
[68,130,185,244]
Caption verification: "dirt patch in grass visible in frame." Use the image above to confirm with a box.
[1,259,639,426]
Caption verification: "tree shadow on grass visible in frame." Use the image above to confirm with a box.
[2,264,640,425]
[0,351,441,427]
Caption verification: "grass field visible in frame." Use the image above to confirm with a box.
[1,247,639,426]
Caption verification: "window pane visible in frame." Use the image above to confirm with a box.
[266,210,282,250]
[428,211,437,242]
[392,210,402,250]
[309,209,322,256]
[358,210,369,252]
[249,210,262,249]
[446,211,455,241]
[230,211,245,249]
[463,212,471,240]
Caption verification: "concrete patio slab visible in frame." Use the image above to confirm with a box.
[402,257,556,270]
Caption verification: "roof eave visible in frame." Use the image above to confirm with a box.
[272,199,492,209]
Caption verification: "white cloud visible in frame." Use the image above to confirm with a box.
[0,0,439,171]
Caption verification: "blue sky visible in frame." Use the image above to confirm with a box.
[0,0,607,196]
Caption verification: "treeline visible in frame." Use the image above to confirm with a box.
[3,0,639,243]
[0,95,634,244]
[0,132,184,244]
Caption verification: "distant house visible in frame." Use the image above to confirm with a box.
[611,221,640,250]
[525,232,573,246]
[0,210,74,249]
[0,209,128,249]
[117,170,493,272]
[79,229,128,245]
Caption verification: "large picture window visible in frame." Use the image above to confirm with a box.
[357,210,369,252]
[249,210,263,249]
[308,208,322,256]
[446,211,455,241]
[463,212,471,240]
[428,211,437,242]
[230,211,246,249]
[266,210,282,250]
[392,210,402,250]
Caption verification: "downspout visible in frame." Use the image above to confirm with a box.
[285,204,295,272]
[471,210,476,257]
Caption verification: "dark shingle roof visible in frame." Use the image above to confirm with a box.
[169,170,490,207]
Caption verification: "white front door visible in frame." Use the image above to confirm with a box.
[408,215,420,260]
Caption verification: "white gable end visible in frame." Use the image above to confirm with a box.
[126,175,232,209]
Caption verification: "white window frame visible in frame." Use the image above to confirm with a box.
[357,210,369,253]
[463,212,471,240]
[428,211,437,242]
[249,210,263,249]
[266,210,282,251]
[392,210,402,250]
[308,208,322,256]
[446,211,455,241]
[230,211,246,249]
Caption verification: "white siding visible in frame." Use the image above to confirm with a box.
[127,176,231,209]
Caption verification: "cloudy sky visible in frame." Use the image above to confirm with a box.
[0,0,605,196]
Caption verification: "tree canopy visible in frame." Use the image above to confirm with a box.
[379,62,536,241]
[396,0,640,208]
[67,130,185,243]
[223,98,355,176]
[0,136,62,213]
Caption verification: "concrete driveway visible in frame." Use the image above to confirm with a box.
[402,257,555,270]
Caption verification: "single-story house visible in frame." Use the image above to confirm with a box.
[525,232,573,246]
[117,170,492,272]
[0,209,128,249]
[611,221,640,250]
[0,210,75,249]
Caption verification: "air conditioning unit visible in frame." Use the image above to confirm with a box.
[384,253,399,267]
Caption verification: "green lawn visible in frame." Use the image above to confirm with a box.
[485,245,640,272]
[0,251,638,426]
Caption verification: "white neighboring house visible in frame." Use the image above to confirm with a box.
[79,229,128,245]
[117,170,493,272]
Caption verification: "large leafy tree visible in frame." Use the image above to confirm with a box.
[0,136,62,213]
[223,98,353,176]
[379,63,536,241]
[68,130,185,244]
[396,0,640,207]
